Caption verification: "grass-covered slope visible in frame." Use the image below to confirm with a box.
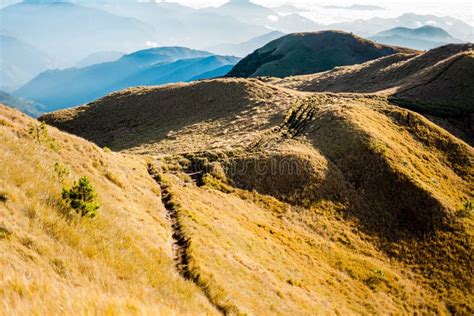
[40,78,473,313]
[0,105,218,315]
[40,78,301,154]
[226,31,415,78]
[274,44,473,117]
[274,44,474,143]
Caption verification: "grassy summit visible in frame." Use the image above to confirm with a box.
[226,31,415,78]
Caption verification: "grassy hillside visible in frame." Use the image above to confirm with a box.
[274,44,474,143]
[39,78,473,313]
[226,31,415,78]
[0,105,218,314]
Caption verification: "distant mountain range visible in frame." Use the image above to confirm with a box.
[0,1,154,66]
[370,26,463,50]
[226,31,415,78]
[75,51,124,68]
[208,31,286,57]
[1,1,471,71]
[0,35,53,91]
[330,13,474,42]
[14,47,240,111]
[0,90,45,117]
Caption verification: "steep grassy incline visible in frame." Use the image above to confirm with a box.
[0,105,219,315]
[226,31,415,78]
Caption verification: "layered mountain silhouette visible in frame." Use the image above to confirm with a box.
[15,47,239,111]
[208,31,286,57]
[0,35,53,91]
[226,31,415,78]
[0,89,45,117]
[75,51,124,68]
[330,13,474,42]
[0,0,154,66]
[202,0,321,33]
[370,26,463,50]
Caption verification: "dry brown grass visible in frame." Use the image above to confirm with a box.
[40,78,304,155]
[0,105,218,315]
[5,68,474,314]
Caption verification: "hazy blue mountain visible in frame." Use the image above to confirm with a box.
[203,0,322,34]
[14,47,240,111]
[208,31,286,57]
[329,13,474,42]
[0,1,155,66]
[75,51,124,68]
[376,25,459,42]
[190,65,235,81]
[370,26,463,50]
[0,89,45,117]
[84,1,269,49]
[0,35,53,91]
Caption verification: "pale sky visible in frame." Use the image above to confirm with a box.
[0,0,472,24]
[167,0,474,25]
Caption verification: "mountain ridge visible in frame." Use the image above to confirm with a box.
[226,31,415,78]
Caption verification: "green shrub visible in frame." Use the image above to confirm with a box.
[457,199,473,218]
[28,122,60,150]
[54,162,70,183]
[62,177,100,218]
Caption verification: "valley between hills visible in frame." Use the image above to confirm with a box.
[0,32,473,315]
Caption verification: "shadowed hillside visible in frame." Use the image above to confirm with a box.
[226,31,415,78]
[274,44,474,142]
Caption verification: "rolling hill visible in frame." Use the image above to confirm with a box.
[14,47,239,111]
[37,74,474,314]
[226,31,415,78]
[1,27,473,314]
[273,43,474,143]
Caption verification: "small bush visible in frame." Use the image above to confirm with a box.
[457,199,473,218]
[0,192,8,202]
[54,162,70,183]
[28,122,60,150]
[364,269,386,289]
[62,177,100,218]
[103,146,112,153]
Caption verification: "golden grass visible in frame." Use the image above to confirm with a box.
[3,72,473,315]
[0,105,218,315]
[159,172,449,314]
